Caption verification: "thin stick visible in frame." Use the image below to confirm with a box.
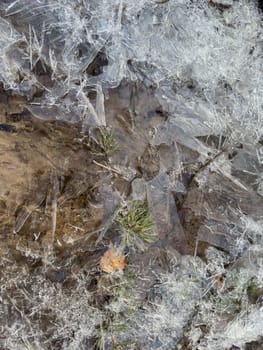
[93,160,122,176]
[51,175,59,242]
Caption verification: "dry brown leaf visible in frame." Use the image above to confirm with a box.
[215,274,223,289]
[100,243,126,273]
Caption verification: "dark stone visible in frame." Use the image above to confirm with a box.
[0,123,16,132]
[86,50,108,76]
[245,337,263,350]
[47,270,66,283]
[258,0,263,12]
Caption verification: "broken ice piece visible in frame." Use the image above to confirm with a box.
[131,178,147,202]
[146,173,186,250]
[151,118,212,158]
[197,220,244,255]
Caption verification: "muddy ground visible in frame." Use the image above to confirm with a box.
[0,82,262,350]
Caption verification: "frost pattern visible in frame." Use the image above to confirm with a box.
[0,0,262,349]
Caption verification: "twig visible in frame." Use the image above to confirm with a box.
[51,175,59,242]
[92,160,122,176]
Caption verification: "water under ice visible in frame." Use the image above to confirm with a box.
[0,0,262,349]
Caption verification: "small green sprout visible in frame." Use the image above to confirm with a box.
[95,326,106,350]
[112,339,137,349]
[90,127,119,158]
[247,277,262,304]
[117,201,157,248]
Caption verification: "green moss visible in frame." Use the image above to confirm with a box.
[95,269,140,349]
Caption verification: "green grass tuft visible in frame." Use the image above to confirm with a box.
[91,127,119,158]
[117,201,157,248]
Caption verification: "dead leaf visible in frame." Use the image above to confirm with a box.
[100,243,126,273]
[215,274,223,289]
